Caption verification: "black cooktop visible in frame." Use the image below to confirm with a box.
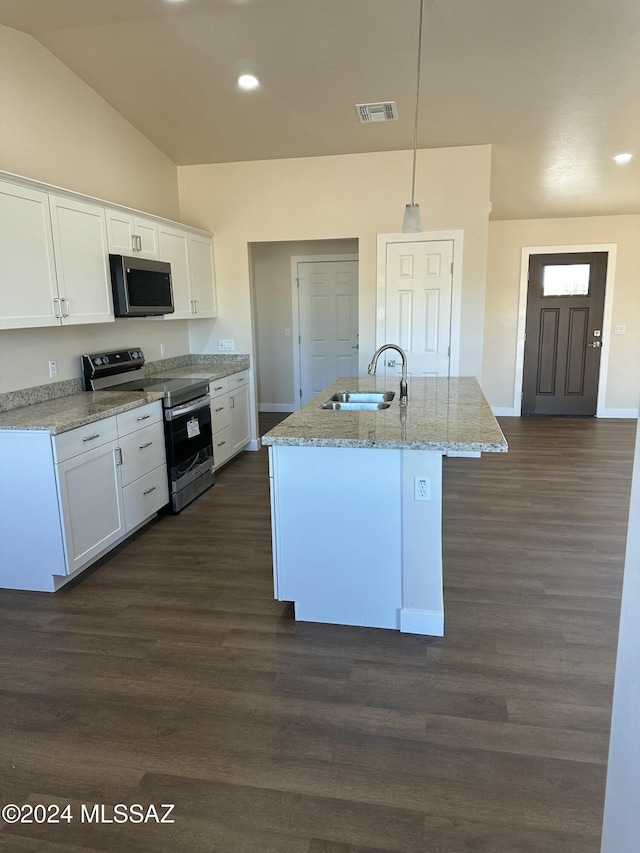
[113,376,210,409]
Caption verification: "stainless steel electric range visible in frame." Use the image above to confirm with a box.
[82,348,214,512]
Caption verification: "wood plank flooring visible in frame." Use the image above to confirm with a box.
[0,415,635,852]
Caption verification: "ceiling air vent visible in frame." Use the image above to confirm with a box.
[356,101,398,123]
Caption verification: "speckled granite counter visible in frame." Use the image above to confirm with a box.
[262,376,507,453]
[0,355,250,435]
[0,390,164,434]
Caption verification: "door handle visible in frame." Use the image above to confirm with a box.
[587,341,602,348]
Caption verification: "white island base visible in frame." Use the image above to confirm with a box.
[269,444,446,636]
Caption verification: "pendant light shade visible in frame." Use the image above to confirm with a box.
[402,203,422,233]
[402,0,425,233]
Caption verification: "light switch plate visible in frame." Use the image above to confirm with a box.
[218,339,235,351]
[615,325,626,335]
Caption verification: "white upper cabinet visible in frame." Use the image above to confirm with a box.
[188,233,217,318]
[106,209,159,258]
[0,170,215,330]
[48,195,114,326]
[158,222,192,319]
[0,180,59,329]
[158,224,217,320]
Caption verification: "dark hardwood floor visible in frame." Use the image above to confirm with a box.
[0,416,635,852]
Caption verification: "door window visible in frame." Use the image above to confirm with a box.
[542,264,590,297]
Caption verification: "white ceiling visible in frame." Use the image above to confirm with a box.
[2,0,639,220]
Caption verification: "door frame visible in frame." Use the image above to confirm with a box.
[514,244,617,417]
[376,231,464,376]
[291,253,359,410]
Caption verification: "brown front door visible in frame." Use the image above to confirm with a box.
[522,252,607,416]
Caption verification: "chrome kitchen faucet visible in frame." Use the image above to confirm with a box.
[367,344,408,406]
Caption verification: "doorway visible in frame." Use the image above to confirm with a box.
[522,252,607,415]
[515,244,617,417]
[250,239,359,414]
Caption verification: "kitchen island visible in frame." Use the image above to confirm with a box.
[262,376,507,636]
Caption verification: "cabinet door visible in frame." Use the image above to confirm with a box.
[230,385,251,453]
[49,195,114,325]
[106,209,136,255]
[188,233,217,317]
[158,223,192,319]
[0,180,59,329]
[133,216,159,258]
[56,439,125,575]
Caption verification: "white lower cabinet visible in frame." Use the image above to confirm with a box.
[211,370,251,469]
[56,435,125,575]
[0,400,168,593]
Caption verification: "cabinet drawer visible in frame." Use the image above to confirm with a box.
[116,400,163,435]
[210,376,229,398]
[213,425,234,468]
[119,421,166,486]
[229,370,249,388]
[123,466,169,532]
[53,416,118,463]
[211,395,231,432]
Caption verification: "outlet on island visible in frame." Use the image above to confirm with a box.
[219,339,235,352]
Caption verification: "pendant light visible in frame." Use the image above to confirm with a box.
[402,0,425,233]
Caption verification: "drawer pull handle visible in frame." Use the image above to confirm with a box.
[217,440,226,447]
[214,385,223,391]
[136,414,151,421]
[143,486,156,496]
[139,441,153,449]
[215,406,224,412]
[82,433,100,442]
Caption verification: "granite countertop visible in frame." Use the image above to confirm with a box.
[0,390,165,435]
[262,376,508,453]
[0,357,251,435]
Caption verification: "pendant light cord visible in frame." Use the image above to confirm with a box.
[410,0,425,205]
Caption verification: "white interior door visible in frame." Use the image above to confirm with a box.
[297,260,359,404]
[384,239,454,378]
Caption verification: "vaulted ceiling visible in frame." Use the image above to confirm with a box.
[1,0,639,220]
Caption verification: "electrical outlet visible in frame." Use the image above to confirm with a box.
[48,360,57,379]
[414,476,430,501]
[218,339,235,352]
[615,325,626,335]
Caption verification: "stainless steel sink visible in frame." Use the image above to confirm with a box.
[328,391,395,403]
[320,401,391,411]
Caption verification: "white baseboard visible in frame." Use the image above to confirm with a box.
[259,403,296,413]
[399,608,444,637]
[598,409,639,419]
[491,407,516,416]
[245,440,260,452]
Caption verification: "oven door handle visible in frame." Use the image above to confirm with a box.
[164,394,211,420]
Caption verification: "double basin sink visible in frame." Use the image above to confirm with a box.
[320,391,395,411]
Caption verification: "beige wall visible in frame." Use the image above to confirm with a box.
[178,145,492,384]
[485,216,640,414]
[0,25,179,219]
[0,25,188,394]
[251,239,359,408]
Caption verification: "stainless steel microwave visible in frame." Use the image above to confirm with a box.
[109,255,174,317]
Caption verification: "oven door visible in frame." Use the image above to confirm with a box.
[164,394,213,494]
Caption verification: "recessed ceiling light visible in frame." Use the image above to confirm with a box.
[237,74,260,91]
[613,152,633,164]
